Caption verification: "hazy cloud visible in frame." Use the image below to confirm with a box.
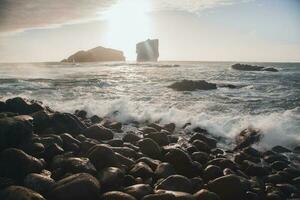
[0,0,251,33]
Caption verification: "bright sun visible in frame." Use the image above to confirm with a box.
[103,0,152,60]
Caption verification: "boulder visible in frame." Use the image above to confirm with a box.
[155,162,176,179]
[155,175,193,193]
[124,184,153,199]
[84,124,114,141]
[5,97,46,115]
[207,175,246,200]
[145,132,169,146]
[123,132,142,144]
[193,189,220,200]
[97,167,125,192]
[87,144,119,170]
[24,173,55,195]
[101,191,137,200]
[137,138,162,159]
[0,148,43,182]
[143,193,175,200]
[231,63,278,72]
[0,185,46,200]
[51,112,86,134]
[234,128,262,150]
[168,80,217,91]
[62,46,125,62]
[203,165,223,182]
[130,162,154,180]
[48,173,100,200]
[0,115,33,151]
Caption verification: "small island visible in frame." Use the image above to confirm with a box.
[136,39,159,62]
[61,46,125,63]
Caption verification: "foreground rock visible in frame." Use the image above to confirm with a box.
[168,80,217,91]
[62,46,125,62]
[0,96,299,200]
[232,63,278,72]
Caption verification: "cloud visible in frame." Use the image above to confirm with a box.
[0,0,252,33]
[0,0,116,33]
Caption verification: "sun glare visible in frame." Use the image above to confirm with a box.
[103,0,152,60]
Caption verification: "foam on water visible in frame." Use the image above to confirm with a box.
[0,61,299,149]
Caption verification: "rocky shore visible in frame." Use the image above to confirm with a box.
[0,97,299,200]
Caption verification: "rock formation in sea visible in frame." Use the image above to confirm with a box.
[0,96,299,200]
[61,46,125,62]
[232,63,278,72]
[136,39,159,62]
[168,80,238,91]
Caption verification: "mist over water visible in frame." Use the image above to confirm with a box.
[0,61,299,149]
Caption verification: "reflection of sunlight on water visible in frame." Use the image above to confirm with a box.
[102,0,153,60]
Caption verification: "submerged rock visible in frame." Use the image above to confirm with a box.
[168,80,217,91]
[232,63,278,72]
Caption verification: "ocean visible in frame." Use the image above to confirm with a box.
[0,61,299,149]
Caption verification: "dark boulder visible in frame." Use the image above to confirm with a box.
[51,112,86,134]
[24,173,55,195]
[155,175,193,193]
[87,144,119,171]
[124,184,153,199]
[193,189,221,200]
[0,148,43,182]
[143,193,175,200]
[168,80,217,91]
[0,185,46,200]
[207,175,246,200]
[5,97,46,115]
[272,146,292,153]
[234,128,262,150]
[203,165,223,182]
[123,132,142,144]
[145,131,169,146]
[0,115,33,151]
[232,63,278,72]
[48,173,100,200]
[97,167,125,192]
[84,124,114,141]
[137,138,162,159]
[101,191,137,200]
[130,162,153,180]
[155,162,176,179]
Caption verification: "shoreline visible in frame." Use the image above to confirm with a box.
[0,97,299,199]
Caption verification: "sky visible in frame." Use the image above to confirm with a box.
[0,0,299,62]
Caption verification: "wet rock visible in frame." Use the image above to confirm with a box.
[136,157,161,171]
[234,128,262,150]
[51,112,86,134]
[206,158,237,170]
[163,123,176,133]
[241,160,269,176]
[203,165,223,182]
[0,115,33,151]
[43,143,64,161]
[112,146,138,159]
[157,190,195,200]
[84,124,114,141]
[231,63,278,72]
[101,191,137,200]
[139,127,158,134]
[108,121,122,131]
[192,140,211,153]
[123,132,142,144]
[190,133,217,149]
[130,162,153,180]
[87,144,119,171]
[31,110,51,133]
[145,131,169,146]
[124,184,153,199]
[0,148,43,182]
[168,80,217,91]
[90,115,102,123]
[143,193,175,200]
[207,175,246,200]
[193,189,221,200]
[264,67,278,72]
[0,185,46,200]
[97,167,125,192]
[293,146,300,154]
[165,148,199,178]
[192,152,210,165]
[75,110,87,119]
[270,161,288,171]
[148,123,163,131]
[24,173,55,195]
[137,138,162,159]
[272,146,292,153]
[48,173,100,200]
[5,97,46,115]
[155,175,193,193]
[155,162,176,179]
[108,139,124,147]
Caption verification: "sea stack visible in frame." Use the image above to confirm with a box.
[61,46,125,62]
[136,39,159,62]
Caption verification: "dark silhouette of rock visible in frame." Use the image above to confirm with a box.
[168,80,217,91]
[0,186,46,200]
[136,39,159,62]
[232,63,278,72]
[234,128,263,150]
[62,46,125,62]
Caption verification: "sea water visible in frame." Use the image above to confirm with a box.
[0,61,299,149]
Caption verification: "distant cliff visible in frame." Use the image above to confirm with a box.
[136,39,159,62]
[61,46,125,62]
